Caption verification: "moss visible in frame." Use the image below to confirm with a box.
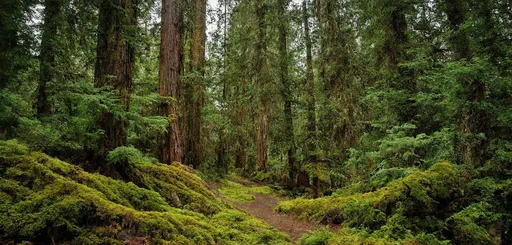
[446,202,500,245]
[299,229,334,245]
[278,162,460,244]
[0,141,290,244]
[277,162,458,223]
[300,228,449,245]
[219,179,273,202]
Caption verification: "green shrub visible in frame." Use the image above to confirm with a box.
[107,146,144,166]
[299,229,334,245]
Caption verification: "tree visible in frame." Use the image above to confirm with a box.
[183,0,206,168]
[298,0,315,190]
[0,0,35,89]
[93,0,138,166]
[36,0,65,116]
[159,0,184,164]
[277,0,296,188]
[444,0,490,166]
[255,0,270,171]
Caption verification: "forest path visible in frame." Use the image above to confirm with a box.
[211,178,339,243]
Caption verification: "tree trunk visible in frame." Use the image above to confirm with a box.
[184,0,206,168]
[37,0,62,116]
[301,0,316,189]
[93,0,137,165]
[445,0,490,166]
[255,0,269,171]
[159,0,184,164]
[277,0,296,189]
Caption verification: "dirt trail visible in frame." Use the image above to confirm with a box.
[228,194,322,241]
[214,180,339,243]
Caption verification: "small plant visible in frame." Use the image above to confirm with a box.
[107,146,144,166]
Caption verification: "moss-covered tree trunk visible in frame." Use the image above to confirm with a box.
[380,1,416,126]
[93,0,137,165]
[445,0,490,166]
[277,0,296,188]
[183,0,206,168]
[159,0,184,164]
[36,0,63,116]
[299,0,315,190]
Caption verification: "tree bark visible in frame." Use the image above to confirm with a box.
[255,0,269,171]
[300,0,316,189]
[277,0,296,189]
[234,55,248,170]
[184,0,206,168]
[37,0,63,116]
[159,0,184,164]
[445,0,490,166]
[93,0,137,165]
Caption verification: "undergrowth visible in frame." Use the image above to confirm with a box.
[219,179,273,202]
[278,162,511,244]
[0,139,290,244]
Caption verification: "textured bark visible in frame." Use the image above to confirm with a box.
[382,5,409,71]
[37,0,62,116]
[381,3,417,125]
[234,23,249,170]
[93,0,137,164]
[300,0,315,188]
[159,0,184,164]
[445,0,490,166]
[183,0,206,168]
[255,0,269,171]
[277,0,296,189]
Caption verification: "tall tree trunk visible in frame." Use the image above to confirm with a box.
[255,0,269,171]
[277,0,296,189]
[37,0,62,116]
[445,0,490,166]
[94,0,137,165]
[234,53,248,170]
[299,0,316,189]
[184,0,206,168]
[159,0,184,164]
[381,2,417,126]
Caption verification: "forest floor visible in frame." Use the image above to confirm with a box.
[209,177,339,243]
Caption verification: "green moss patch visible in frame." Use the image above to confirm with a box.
[0,140,290,244]
[219,179,273,202]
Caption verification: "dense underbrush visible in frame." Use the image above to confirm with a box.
[278,162,512,245]
[0,140,290,244]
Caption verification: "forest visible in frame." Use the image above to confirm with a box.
[0,0,511,244]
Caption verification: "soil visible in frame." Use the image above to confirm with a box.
[214,181,339,243]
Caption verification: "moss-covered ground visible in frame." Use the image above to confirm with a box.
[218,179,273,203]
[278,162,512,245]
[0,140,290,244]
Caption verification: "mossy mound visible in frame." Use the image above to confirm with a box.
[219,180,273,202]
[0,140,290,244]
[278,162,509,244]
[277,162,459,224]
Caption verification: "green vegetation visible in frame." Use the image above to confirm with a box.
[0,0,511,243]
[219,179,273,202]
[0,140,290,244]
[278,162,511,244]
